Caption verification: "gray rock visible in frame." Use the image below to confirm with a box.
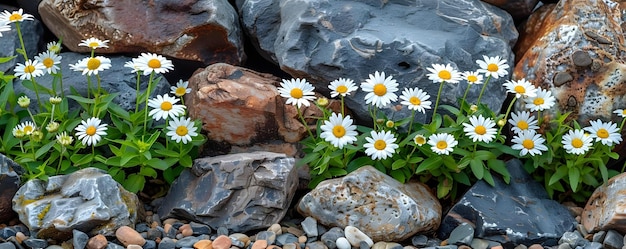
[12,167,142,241]
[105,243,125,249]
[277,233,299,247]
[241,0,517,123]
[143,240,157,249]
[217,227,229,236]
[447,223,474,245]
[320,227,344,249]
[307,241,328,249]
[157,151,299,233]
[557,243,572,249]
[302,217,319,238]
[0,154,23,224]
[0,242,15,249]
[23,238,47,249]
[584,241,603,249]
[411,235,428,248]
[602,230,623,249]
[13,52,170,112]
[335,237,350,249]
[190,222,211,236]
[469,238,489,249]
[298,166,441,242]
[0,5,43,73]
[591,230,605,243]
[0,227,16,240]
[146,228,162,241]
[256,231,277,245]
[157,238,176,249]
[175,237,200,248]
[72,229,89,249]
[438,159,577,248]
[559,231,586,248]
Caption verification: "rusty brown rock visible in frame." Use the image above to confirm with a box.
[87,234,109,249]
[514,0,626,125]
[115,225,146,247]
[38,0,245,66]
[582,172,626,233]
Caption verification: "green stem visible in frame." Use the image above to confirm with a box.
[476,75,492,106]
[498,97,518,135]
[620,117,626,131]
[15,22,28,61]
[31,77,41,107]
[96,74,102,96]
[86,75,92,99]
[297,106,315,140]
[340,95,345,117]
[407,109,416,136]
[432,81,446,123]
[143,72,155,135]
[50,104,55,121]
[460,82,471,114]
[56,147,65,174]
[134,72,141,112]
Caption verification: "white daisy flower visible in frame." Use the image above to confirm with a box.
[46,41,62,54]
[426,63,462,84]
[56,131,74,146]
[613,109,626,118]
[463,115,497,143]
[69,56,112,75]
[14,59,45,80]
[171,80,192,97]
[584,119,622,146]
[503,78,537,99]
[427,133,458,155]
[476,55,509,79]
[561,129,593,155]
[461,71,484,85]
[0,9,34,23]
[78,37,109,49]
[0,22,10,37]
[148,94,186,121]
[133,53,174,75]
[12,127,24,138]
[15,121,36,135]
[508,111,539,135]
[124,60,140,73]
[360,71,399,108]
[319,112,358,149]
[75,117,108,146]
[363,130,398,160]
[277,78,316,108]
[400,87,432,113]
[329,78,358,97]
[34,51,62,74]
[511,130,548,156]
[525,87,556,112]
[166,116,199,144]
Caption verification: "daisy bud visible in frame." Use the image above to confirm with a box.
[14,129,25,139]
[31,130,44,142]
[56,132,74,146]
[376,118,385,125]
[470,105,478,113]
[18,96,30,108]
[385,120,395,128]
[497,119,506,127]
[46,121,60,132]
[414,134,426,146]
[49,96,62,105]
[316,97,329,107]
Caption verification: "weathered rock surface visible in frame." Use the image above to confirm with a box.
[38,0,245,66]
[241,0,517,124]
[157,151,299,233]
[297,166,441,242]
[481,0,539,23]
[0,154,23,224]
[13,52,170,112]
[438,159,577,247]
[12,167,143,241]
[0,4,44,72]
[582,172,626,234]
[514,0,626,125]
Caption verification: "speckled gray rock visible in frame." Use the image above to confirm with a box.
[12,167,142,241]
[297,166,441,242]
[157,151,299,233]
[0,154,23,224]
[0,5,43,73]
[13,52,170,112]
[241,0,517,123]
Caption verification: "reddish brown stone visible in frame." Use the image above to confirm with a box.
[582,172,626,233]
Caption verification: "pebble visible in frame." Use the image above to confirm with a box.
[190,222,212,235]
[73,229,89,249]
[301,217,318,238]
[158,237,176,249]
[528,244,543,249]
[602,230,623,249]
[268,224,282,235]
[345,226,373,247]
[252,240,268,249]
[257,231,276,245]
[128,244,143,249]
[276,233,298,246]
[230,233,250,247]
[212,235,231,249]
[283,243,299,249]
[116,225,146,247]
[23,238,47,249]
[447,223,474,246]
[193,239,213,249]
[298,235,307,244]
[14,232,26,244]
[87,234,108,249]
[164,223,177,238]
[180,224,194,237]
[336,238,351,249]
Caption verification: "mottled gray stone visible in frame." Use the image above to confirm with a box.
[106,242,125,249]
[559,231,586,248]
[447,223,474,245]
[175,237,200,248]
[157,238,176,249]
[302,217,319,238]
[602,230,623,249]
[438,159,577,248]
[321,227,343,249]
[0,242,15,249]
[0,154,23,224]
[241,0,517,124]
[584,241,603,249]
[411,235,428,248]
[13,52,170,112]
[277,233,299,247]
[0,5,43,73]
[72,229,89,249]
[256,231,276,245]
[23,238,47,249]
[298,166,441,242]
[12,167,142,241]
[157,151,298,233]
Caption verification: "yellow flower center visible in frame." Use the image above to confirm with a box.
[514,85,526,94]
[89,42,99,48]
[571,138,583,148]
[373,83,387,96]
[9,13,22,21]
[336,85,348,94]
[487,63,498,72]
[290,88,303,99]
[622,110,626,115]
[533,98,544,106]
[522,139,534,149]
[468,75,478,83]
[24,65,35,74]
[597,128,609,139]
[414,135,425,145]
[23,126,33,133]
[409,96,421,105]
[175,87,187,96]
[436,140,448,150]
[86,126,97,136]
[42,58,54,68]
[87,58,101,70]
[475,125,487,135]
[332,125,346,138]
[374,140,386,150]
[438,70,451,80]
[176,126,188,136]
[148,58,161,69]
[517,120,529,130]
[161,101,173,111]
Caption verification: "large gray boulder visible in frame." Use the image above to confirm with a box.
[0,153,23,224]
[157,151,299,233]
[0,4,44,73]
[241,0,518,123]
[12,167,143,241]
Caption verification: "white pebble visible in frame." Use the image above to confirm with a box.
[344,226,373,247]
[336,237,352,249]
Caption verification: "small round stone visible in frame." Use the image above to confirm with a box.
[87,234,108,249]
[14,232,27,244]
[212,235,232,249]
[336,237,351,249]
[193,239,213,249]
[571,51,592,67]
[528,244,543,249]
[298,236,307,244]
[116,226,146,247]
[127,245,143,249]
[344,226,373,247]
[180,224,193,237]
[230,233,250,247]
[252,240,268,249]
[268,224,282,235]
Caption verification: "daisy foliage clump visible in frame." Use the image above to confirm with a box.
[0,9,206,193]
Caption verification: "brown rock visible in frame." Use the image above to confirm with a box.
[87,234,108,249]
[212,235,232,249]
[180,224,193,237]
[194,240,213,249]
[582,172,626,233]
[528,244,543,249]
[38,0,245,66]
[115,226,146,247]
[252,240,268,249]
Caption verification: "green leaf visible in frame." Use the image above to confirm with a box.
[154,149,180,158]
[487,159,510,183]
[408,156,423,164]
[568,167,580,192]
[416,156,442,174]
[390,170,406,183]
[470,159,484,180]
[0,56,16,63]
[482,170,495,186]
[391,159,406,170]
[179,155,193,167]
[452,172,471,186]
[70,154,94,166]
[123,174,146,193]
[66,95,95,104]
[548,165,568,186]
[139,167,158,178]
[145,158,170,170]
